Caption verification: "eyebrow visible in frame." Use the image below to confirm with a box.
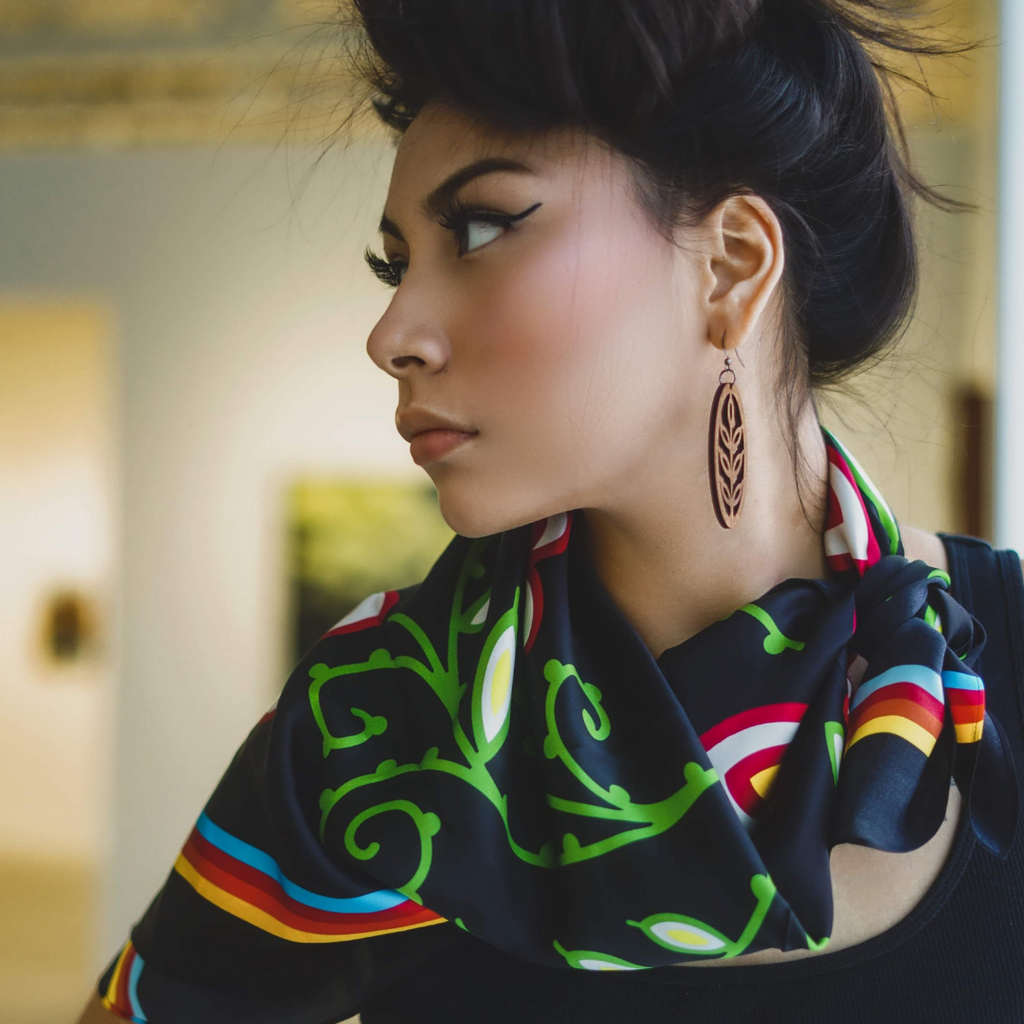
[378,157,536,243]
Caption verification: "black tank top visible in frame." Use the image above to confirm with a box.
[355,534,1024,1024]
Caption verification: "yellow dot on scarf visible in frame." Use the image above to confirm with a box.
[666,927,713,947]
[490,649,512,717]
[648,918,727,952]
[749,764,780,799]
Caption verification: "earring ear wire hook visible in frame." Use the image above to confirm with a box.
[720,328,747,369]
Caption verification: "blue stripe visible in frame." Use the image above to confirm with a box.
[851,664,943,710]
[195,812,407,914]
[128,952,147,1022]
[941,670,984,691]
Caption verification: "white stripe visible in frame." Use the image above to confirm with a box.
[831,433,896,530]
[704,721,799,829]
[850,664,944,710]
[579,958,642,971]
[828,462,870,562]
[522,584,533,646]
[704,721,801,773]
[533,513,568,551]
[329,591,385,631]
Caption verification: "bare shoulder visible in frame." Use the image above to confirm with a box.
[900,523,950,573]
[901,523,1024,581]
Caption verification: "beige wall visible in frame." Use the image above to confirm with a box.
[107,142,406,953]
[820,0,1000,535]
[0,142,413,957]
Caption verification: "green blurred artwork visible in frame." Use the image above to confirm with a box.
[288,479,455,662]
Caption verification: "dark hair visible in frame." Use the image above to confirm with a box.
[332,0,976,516]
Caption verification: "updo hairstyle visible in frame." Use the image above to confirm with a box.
[333,0,974,502]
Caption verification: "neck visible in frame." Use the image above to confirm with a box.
[579,402,831,661]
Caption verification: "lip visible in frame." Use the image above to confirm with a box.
[396,407,478,465]
[409,428,477,466]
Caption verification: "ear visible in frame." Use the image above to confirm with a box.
[701,194,785,353]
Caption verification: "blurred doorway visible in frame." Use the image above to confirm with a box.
[0,300,114,1023]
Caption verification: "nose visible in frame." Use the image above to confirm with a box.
[366,305,450,380]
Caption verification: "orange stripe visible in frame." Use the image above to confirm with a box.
[180,839,422,936]
[849,697,942,738]
[101,942,132,1016]
[950,703,984,725]
[174,853,445,943]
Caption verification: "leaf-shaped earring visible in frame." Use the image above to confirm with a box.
[707,331,746,529]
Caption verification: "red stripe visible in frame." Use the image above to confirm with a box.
[530,512,572,562]
[829,551,857,574]
[115,945,134,1013]
[724,744,787,816]
[947,688,984,707]
[850,682,944,721]
[184,841,354,935]
[699,702,807,752]
[524,567,543,654]
[523,515,573,655]
[185,831,432,929]
[187,831,368,926]
[826,444,881,572]
[182,835,436,935]
[824,447,848,534]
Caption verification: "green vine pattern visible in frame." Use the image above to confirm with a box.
[552,872,831,966]
[310,538,720,905]
[734,603,806,655]
[552,873,796,969]
[625,873,776,959]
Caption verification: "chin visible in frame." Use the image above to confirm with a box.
[434,481,562,540]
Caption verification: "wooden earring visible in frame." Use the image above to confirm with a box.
[707,332,746,529]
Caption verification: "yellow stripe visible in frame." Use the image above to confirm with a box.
[749,764,780,799]
[100,941,131,1010]
[173,854,447,944]
[845,715,937,757]
[955,720,984,744]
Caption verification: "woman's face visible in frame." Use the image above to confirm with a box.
[366,100,718,538]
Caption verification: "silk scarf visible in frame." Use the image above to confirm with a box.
[155,426,1020,982]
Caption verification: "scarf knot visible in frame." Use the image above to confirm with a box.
[830,548,1017,859]
[850,555,957,662]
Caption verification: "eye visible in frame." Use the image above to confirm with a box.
[438,200,542,258]
[363,247,406,288]
[364,200,542,288]
[461,218,506,254]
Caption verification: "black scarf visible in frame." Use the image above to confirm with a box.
[102,427,1021,1023]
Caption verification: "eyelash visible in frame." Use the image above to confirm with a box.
[364,198,542,288]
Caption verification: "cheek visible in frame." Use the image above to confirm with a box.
[461,220,686,477]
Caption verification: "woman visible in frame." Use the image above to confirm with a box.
[80,0,1024,1021]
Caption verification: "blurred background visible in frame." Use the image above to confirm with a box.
[0,0,1019,1020]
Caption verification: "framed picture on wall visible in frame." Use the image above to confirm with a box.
[287,479,455,664]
